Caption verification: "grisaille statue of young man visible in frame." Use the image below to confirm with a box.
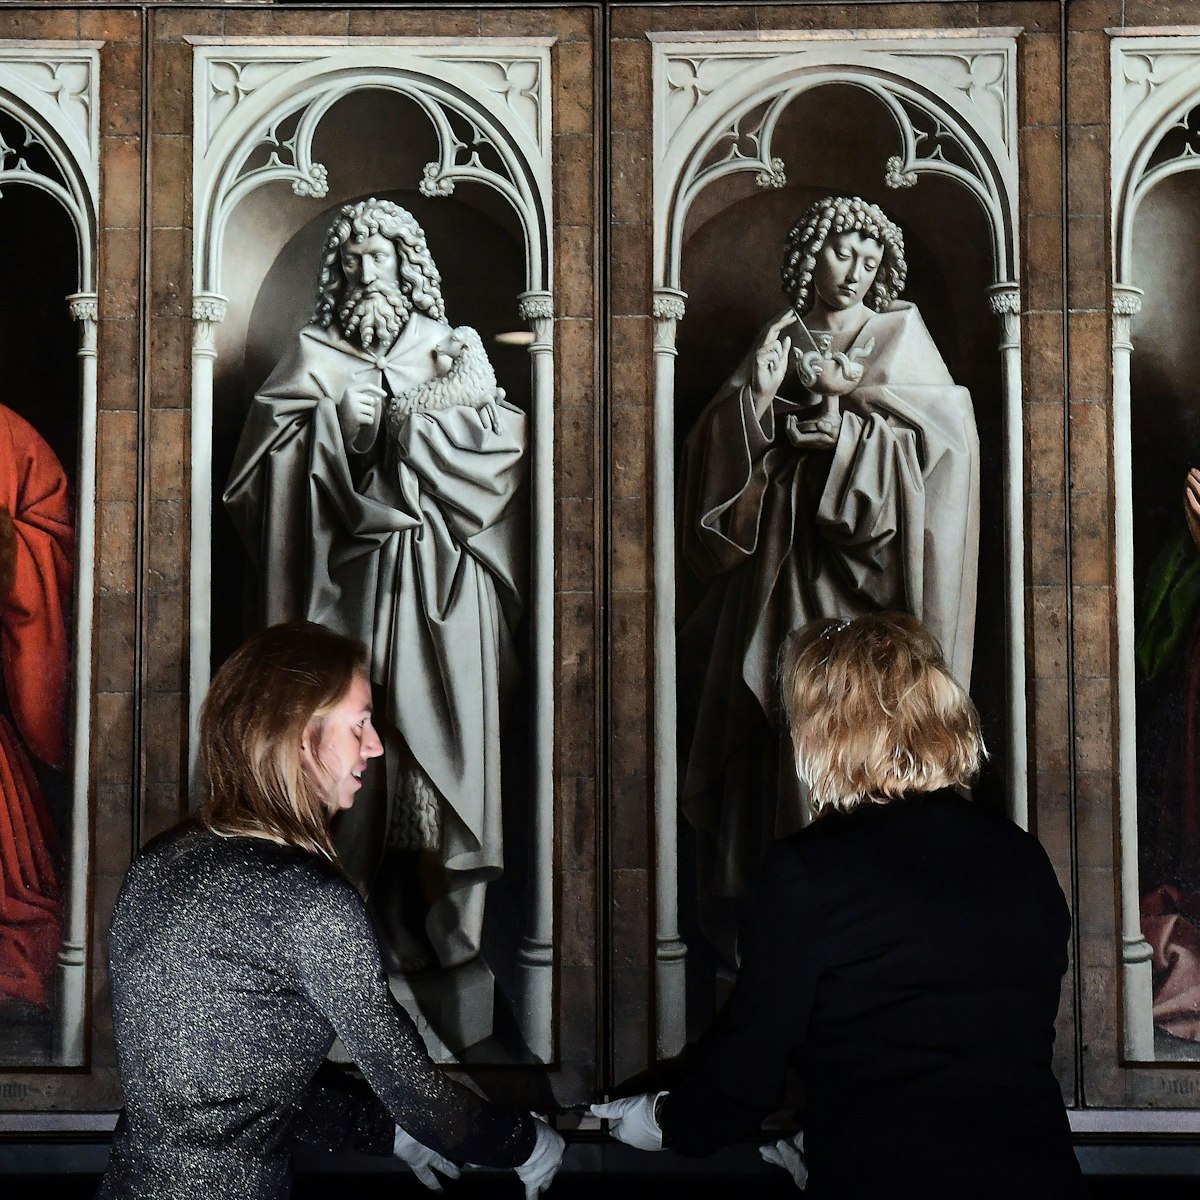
[678,195,979,963]
[224,198,527,980]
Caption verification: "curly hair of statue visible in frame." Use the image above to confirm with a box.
[781,195,908,316]
[314,197,447,329]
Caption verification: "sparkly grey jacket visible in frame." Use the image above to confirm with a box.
[97,824,533,1199]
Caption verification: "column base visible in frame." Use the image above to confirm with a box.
[1123,937,1155,1061]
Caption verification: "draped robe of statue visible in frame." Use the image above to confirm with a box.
[224,312,526,968]
[679,301,979,940]
[0,404,73,1009]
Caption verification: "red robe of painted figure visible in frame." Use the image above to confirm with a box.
[0,405,73,1009]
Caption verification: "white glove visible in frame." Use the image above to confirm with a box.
[514,1117,565,1198]
[392,1126,462,1192]
[588,1092,665,1151]
[760,1130,808,1190]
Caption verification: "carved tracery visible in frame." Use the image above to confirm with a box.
[653,35,1019,288]
[194,43,553,298]
[0,110,63,185]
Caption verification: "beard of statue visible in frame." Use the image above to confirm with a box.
[338,280,413,351]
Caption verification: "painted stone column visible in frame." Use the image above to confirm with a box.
[987,282,1029,831]
[515,289,555,1063]
[52,292,99,1065]
[1112,282,1154,1060]
[652,286,688,1058]
[189,293,228,785]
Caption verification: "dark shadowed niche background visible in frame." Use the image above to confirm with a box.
[672,83,1006,1034]
[207,87,536,1065]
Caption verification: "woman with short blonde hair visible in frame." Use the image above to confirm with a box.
[598,613,1084,1200]
[780,610,985,815]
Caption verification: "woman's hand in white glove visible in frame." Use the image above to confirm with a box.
[392,1126,462,1192]
[514,1117,566,1198]
[760,1130,808,1191]
[588,1092,665,1151]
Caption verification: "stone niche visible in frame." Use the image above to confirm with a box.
[644,29,1024,1057]
[191,40,557,1068]
[0,44,102,1076]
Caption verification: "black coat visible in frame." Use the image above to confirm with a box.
[661,790,1085,1199]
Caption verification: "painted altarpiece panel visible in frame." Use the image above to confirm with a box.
[1110,32,1200,1066]
[0,42,99,1071]
[647,31,1025,1056]
[190,38,556,1069]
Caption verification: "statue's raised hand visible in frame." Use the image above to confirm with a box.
[337,381,386,452]
[1186,469,1200,551]
[751,312,795,415]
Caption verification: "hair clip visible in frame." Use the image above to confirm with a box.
[820,618,851,640]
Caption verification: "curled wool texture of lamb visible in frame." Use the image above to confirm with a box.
[383,324,497,427]
[388,764,443,851]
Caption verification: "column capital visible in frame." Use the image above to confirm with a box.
[986,282,1020,317]
[518,291,554,322]
[1113,283,1144,317]
[653,287,687,323]
[518,291,553,351]
[1113,283,1144,352]
[193,293,228,324]
[67,291,99,323]
[986,283,1020,351]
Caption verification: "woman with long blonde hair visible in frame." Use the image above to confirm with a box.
[597,613,1083,1198]
[98,621,562,1200]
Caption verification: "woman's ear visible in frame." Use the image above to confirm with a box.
[299,718,319,767]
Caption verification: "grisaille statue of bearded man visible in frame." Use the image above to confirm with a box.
[679,195,979,962]
[224,198,527,977]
